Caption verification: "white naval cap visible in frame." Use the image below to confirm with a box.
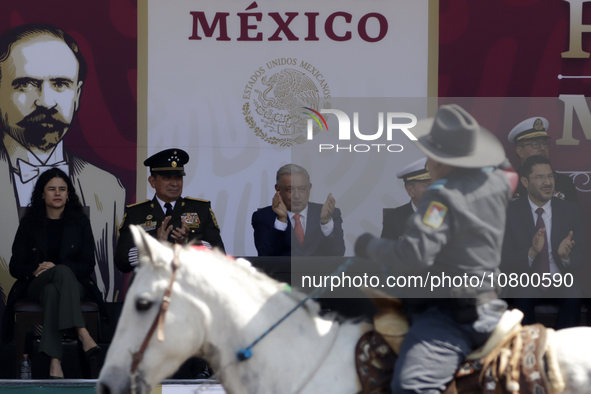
[396,157,430,182]
[508,117,550,144]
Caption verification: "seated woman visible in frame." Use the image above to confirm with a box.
[6,168,105,378]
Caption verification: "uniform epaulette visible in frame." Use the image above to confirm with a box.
[126,199,150,208]
[185,197,210,203]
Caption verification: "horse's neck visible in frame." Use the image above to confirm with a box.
[198,275,319,365]
[188,269,367,393]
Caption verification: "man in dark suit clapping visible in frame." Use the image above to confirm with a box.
[252,164,345,256]
[501,155,584,329]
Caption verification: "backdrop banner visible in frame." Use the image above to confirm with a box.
[145,0,433,256]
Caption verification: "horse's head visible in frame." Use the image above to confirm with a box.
[98,226,214,394]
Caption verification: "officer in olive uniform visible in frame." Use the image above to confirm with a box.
[381,157,432,241]
[509,116,577,203]
[115,148,225,273]
[356,105,513,393]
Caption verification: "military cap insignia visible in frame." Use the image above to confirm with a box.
[144,148,187,174]
[182,213,201,228]
[533,118,544,131]
[422,201,448,229]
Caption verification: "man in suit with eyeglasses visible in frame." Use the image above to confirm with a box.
[501,155,583,329]
[509,117,577,203]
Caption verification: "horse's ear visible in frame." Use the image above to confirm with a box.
[130,225,160,266]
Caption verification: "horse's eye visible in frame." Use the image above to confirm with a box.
[136,298,152,311]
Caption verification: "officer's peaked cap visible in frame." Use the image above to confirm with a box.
[508,117,550,144]
[396,157,431,182]
[144,148,189,176]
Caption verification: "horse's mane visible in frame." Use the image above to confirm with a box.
[205,250,325,318]
[138,243,357,323]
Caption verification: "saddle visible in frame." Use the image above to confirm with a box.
[354,294,565,394]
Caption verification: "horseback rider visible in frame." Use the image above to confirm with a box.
[355,104,514,393]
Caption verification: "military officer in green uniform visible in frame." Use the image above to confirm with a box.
[115,148,225,273]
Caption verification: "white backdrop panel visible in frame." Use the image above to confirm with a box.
[147,0,431,255]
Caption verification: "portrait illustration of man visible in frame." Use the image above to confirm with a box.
[0,23,127,312]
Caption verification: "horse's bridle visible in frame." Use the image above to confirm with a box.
[127,246,342,394]
[129,246,181,391]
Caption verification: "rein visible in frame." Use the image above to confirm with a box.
[235,257,355,362]
[130,245,181,393]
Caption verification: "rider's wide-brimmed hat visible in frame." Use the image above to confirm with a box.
[410,104,506,168]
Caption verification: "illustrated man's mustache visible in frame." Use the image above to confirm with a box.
[16,107,69,130]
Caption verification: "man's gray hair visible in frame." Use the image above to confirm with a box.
[276,164,310,186]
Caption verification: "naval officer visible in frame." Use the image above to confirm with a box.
[509,116,577,203]
[381,157,432,241]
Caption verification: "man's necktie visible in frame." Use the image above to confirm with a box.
[164,202,173,217]
[293,213,305,246]
[535,207,550,275]
[17,159,68,183]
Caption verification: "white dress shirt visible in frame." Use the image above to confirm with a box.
[156,196,176,213]
[273,204,334,237]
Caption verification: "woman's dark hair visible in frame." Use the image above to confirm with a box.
[23,168,83,227]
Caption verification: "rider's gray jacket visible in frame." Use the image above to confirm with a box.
[356,167,511,300]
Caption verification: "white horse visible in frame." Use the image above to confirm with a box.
[98,227,591,394]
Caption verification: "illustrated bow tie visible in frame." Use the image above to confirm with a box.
[16,158,69,184]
